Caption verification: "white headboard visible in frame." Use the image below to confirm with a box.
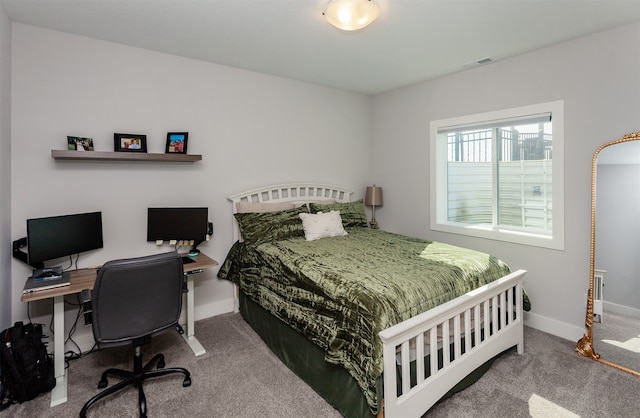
[227,183,353,242]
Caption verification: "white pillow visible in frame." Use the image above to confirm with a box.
[299,211,348,241]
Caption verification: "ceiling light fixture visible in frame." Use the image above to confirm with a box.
[323,0,380,31]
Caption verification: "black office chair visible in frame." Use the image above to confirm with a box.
[79,252,191,418]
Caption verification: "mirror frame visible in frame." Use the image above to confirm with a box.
[576,131,640,376]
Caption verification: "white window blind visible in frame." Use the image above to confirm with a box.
[437,113,552,134]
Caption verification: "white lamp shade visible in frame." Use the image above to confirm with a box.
[324,0,380,31]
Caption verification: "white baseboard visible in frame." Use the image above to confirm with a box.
[69,326,97,354]
[69,301,583,357]
[524,311,586,342]
[603,301,640,319]
[193,297,234,321]
[65,298,236,354]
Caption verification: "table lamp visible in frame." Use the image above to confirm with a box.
[365,185,383,228]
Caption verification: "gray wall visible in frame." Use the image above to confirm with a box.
[371,22,640,340]
[9,23,372,350]
[0,3,11,331]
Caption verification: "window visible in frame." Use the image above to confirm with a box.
[430,101,564,250]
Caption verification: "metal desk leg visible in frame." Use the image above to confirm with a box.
[50,295,67,406]
[181,274,206,356]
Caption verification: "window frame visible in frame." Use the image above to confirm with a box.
[429,100,565,250]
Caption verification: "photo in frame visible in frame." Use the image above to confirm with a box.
[165,132,188,154]
[67,136,94,151]
[114,133,147,152]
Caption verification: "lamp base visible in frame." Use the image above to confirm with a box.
[369,219,379,229]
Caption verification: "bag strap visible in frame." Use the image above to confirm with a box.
[31,324,43,342]
[0,328,15,410]
[9,322,23,343]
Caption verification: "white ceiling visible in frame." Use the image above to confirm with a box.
[2,0,640,95]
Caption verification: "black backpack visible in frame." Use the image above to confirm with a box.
[0,321,56,409]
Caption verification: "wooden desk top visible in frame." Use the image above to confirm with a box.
[21,252,218,303]
[181,252,219,271]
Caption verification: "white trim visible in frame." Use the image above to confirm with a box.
[603,301,640,319]
[523,311,585,342]
[430,100,565,250]
[65,295,235,355]
[437,112,552,133]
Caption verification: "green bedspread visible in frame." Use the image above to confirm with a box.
[218,227,511,412]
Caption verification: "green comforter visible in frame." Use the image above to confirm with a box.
[218,227,511,412]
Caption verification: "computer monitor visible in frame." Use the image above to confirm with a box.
[147,207,208,246]
[26,211,104,267]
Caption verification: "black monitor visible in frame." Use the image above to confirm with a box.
[26,211,104,267]
[147,207,208,245]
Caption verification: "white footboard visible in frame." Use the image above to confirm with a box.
[379,269,526,418]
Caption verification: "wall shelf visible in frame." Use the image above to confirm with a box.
[51,150,202,162]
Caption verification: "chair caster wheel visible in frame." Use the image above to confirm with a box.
[98,378,108,389]
[183,377,191,387]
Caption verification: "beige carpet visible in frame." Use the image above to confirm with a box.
[5,313,640,417]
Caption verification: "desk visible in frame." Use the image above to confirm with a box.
[20,252,218,407]
[180,254,219,355]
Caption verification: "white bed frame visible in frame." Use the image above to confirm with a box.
[228,183,526,418]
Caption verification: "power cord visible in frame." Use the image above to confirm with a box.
[38,294,96,370]
[63,295,83,359]
[26,255,98,370]
[63,294,98,366]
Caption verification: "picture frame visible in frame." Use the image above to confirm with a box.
[165,132,188,154]
[67,136,94,151]
[114,133,147,152]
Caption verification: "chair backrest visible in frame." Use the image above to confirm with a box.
[91,252,184,348]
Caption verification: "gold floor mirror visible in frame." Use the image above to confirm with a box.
[576,131,640,376]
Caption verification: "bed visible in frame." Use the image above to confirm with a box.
[218,183,527,418]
